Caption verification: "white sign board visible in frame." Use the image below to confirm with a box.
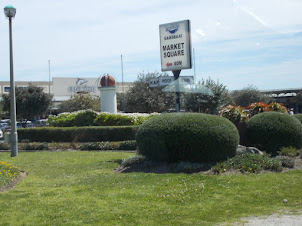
[159,76,175,86]
[159,20,192,71]
[179,76,194,85]
[53,77,98,96]
[149,76,194,87]
[149,78,159,87]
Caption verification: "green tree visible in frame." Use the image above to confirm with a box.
[117,92,126,112]
[0,101,9,119]
[231,85,271,107]
[184,78,229,114]
[2,85,53,120]
[124,72,175,113]
[60,93,100,112]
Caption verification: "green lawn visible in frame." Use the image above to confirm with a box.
[0,151,301,225]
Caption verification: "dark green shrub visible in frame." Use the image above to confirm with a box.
[93,113,156,126]
[20,142,49,150]
[293,114,302,123]
[118,140,137,150]
[121,155,146,167]
[247,112,302,154]
[136,113,239,163]
[18,126,139,142]
[79,142,111,150]
[279,146,300,157]
[49,111,156,127]
[78,141,136,150]
[0,142,10,150]
[212,153,283,174]
[48,113,76,127]
[275,156,294,168]
[94,114,133,126]
[73,110,97,127]
[48,110,98,127]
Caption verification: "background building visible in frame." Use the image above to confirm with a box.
[0,79,301,113]
[51,77,133,105]
[0,77,133,106]
[262,88,302,113]
[0,81,51,96]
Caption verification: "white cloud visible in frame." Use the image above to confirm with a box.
[196,29,206,37]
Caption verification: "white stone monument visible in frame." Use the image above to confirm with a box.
[98,74,117,114]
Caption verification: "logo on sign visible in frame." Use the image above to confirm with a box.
[76,78,88,86]
[166,24,179,34]
[68,78,96,93]
[166,62,172,67]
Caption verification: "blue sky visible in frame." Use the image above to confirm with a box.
[0,0,301,90]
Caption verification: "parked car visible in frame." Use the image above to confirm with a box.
[0,122,9,131]
[21,121,34,128]
[3,122,25,133]
[17,122,23,128]
[34,119,49,127]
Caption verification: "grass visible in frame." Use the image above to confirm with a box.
[0,151,301,225]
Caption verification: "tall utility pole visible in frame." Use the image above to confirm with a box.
[48,60,51,95]
[121,55,125,112]
[193,48,196,84]
[48,60,51,115]
[4,5,18,157]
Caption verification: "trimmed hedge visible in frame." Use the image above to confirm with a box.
[293,114,302,123]
[18,126,139,142]
[48,110,97,127]
[79,141,137,151]
[247,112,302,154]
[136,113,239,163]
[48,110,157,127]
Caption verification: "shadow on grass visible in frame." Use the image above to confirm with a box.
[115,161,216,174]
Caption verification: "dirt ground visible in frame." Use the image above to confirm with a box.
[0,171,27,193]
[240,211,302,226]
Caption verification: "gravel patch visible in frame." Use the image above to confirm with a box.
[242,212,302,226]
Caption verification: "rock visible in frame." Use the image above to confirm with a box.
[236,145,263,155]
[283,199,288,203]
[246,147,263,155]
[236,145,247,155]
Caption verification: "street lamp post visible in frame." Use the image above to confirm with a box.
[4,6,18,157]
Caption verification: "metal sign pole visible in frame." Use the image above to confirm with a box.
[172,70,181,113]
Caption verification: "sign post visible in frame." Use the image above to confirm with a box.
[173,70,181,112]
[159,20,192,112]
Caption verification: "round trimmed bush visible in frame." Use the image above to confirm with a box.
[293,114,302,123]
[247,112,302,154]
[136,113,239,163]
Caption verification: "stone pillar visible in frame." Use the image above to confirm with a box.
[98,86,117,114]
